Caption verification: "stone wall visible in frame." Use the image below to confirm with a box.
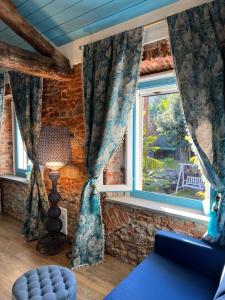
[1,179,29,219]
[102,199,207,265]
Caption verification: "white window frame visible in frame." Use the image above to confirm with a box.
[11,101,16,175]
[98,79,178,193]
[134,82,212,214]
[134,82,179,190]
[11,103,29,177]
[98,111,133,192]
[135,83,179,190]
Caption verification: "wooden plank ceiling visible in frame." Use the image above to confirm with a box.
[0,0,178,50]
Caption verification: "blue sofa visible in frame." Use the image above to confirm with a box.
[104,230,225,300]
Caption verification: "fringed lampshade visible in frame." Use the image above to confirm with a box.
[38,126,72,170]
[36,125,72,255]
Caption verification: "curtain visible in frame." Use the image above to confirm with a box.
[9,71,49,241]
[0,74,5,132]
[167,0,225,244]
[71,27,143,268]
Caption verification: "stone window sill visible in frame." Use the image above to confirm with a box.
[0,175,30,185]
[105,196,209,224]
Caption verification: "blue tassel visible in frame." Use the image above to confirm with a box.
[208,210,219,237]
[207,195,220,237]
[90,184,99,214]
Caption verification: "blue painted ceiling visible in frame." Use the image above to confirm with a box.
[0,0,178,50]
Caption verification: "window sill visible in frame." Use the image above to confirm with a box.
[104,196,209,224]
[0,175,30,185]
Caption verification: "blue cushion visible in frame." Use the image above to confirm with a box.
[12,265,76,300]
[104,253,218,300]
[155,230,225,280]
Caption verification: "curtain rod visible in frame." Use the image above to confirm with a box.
[78,0,213,49]
[78,18,167,50]
[144,17,166,29]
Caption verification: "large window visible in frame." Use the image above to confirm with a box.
[133,80,209,210]
[14,114,30,178]
[98,74,211,213]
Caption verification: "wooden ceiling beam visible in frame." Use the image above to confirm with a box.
[0,41,72,81]
[0,0,71,76]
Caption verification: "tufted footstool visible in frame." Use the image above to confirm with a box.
[12,265,76,300]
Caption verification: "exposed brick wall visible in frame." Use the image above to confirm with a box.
[0,65,87,238]
[42,64,87,237]
[140,39,174,76]
[0,63,208,268]
[103,141,125,185]
[0,84,13,175]
[102,199,207,265]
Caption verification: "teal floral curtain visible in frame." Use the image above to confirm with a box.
[71,27,143,268]
[167,0,225,244]
[0,74,5,132]
[9,71,49,241]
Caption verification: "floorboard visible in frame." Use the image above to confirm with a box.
[0,214,132,300]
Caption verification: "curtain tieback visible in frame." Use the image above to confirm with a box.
[212,194,221,212]
[89,178,99,214]
[208,193,221,237]
[33,161,39,169]
[90,178,97,187]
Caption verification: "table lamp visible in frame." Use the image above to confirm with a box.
[36,125,72,255]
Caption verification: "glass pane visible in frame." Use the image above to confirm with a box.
[16,121,28,170]
[103,134,126,185]
[142,92,205,200]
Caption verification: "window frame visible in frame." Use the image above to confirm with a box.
[132,75,210,212]
[12,104,29,178]
[98,71,212,215]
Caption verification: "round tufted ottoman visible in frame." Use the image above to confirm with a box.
[12,265,76,300]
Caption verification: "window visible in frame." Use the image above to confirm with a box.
[100,73,211,213]
[132,78,209,211]
[13,112,31,178]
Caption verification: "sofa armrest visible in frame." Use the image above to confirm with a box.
[155,230,225,279]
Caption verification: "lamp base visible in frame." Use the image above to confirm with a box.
[36,232,70,256]
[36,170,70,256]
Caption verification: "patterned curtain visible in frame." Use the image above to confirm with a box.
[0,74,5,132]
[71,27,143,268]
[167,0,225,244]
[9,71,49,241]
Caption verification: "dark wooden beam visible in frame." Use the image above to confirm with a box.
[0,0,71,74]
[0,41,73,81]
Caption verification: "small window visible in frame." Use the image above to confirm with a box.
[14,114,31,178]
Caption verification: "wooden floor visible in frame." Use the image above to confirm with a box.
[0,214,132,300]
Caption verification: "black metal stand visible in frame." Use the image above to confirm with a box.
[36,171,70,255]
